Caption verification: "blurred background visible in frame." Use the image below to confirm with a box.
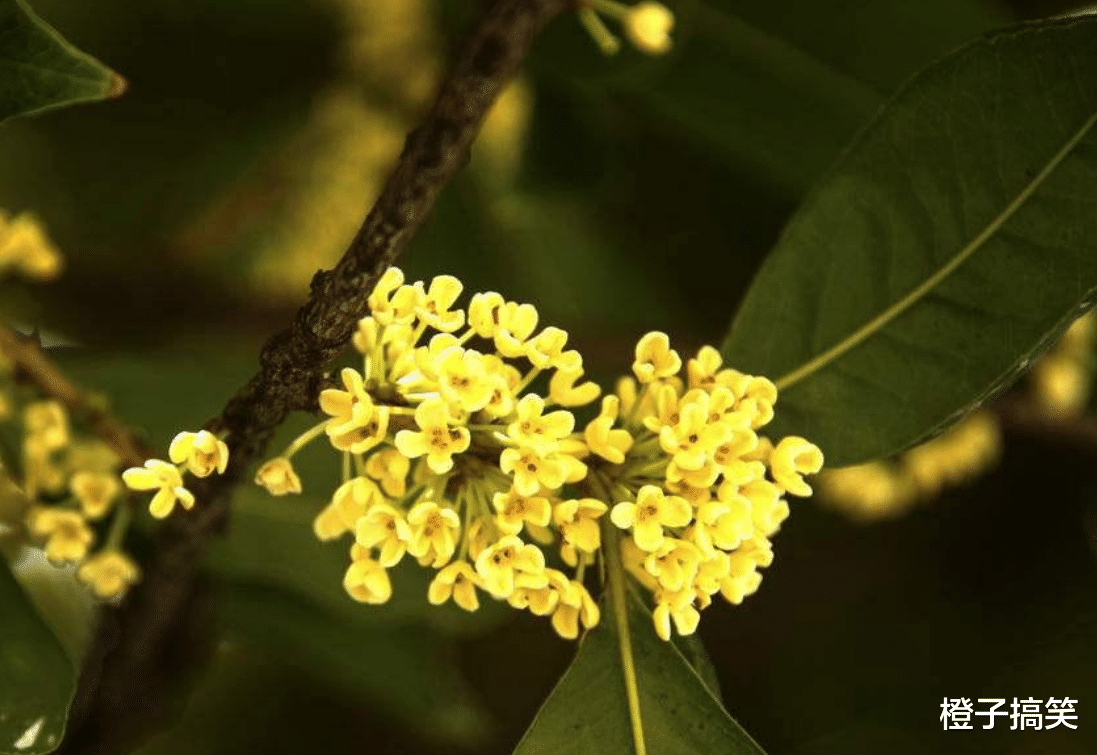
[4,0,1097,752]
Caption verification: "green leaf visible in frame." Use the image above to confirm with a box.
[0,558,76,755]
[514,531,765,755]
[723,15,1097,466]
[0,0,123,123]
[673,633,722,701]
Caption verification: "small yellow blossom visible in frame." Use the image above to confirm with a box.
[493,301,539,358]
[770,436,824,496]
[468,291,505,338]
[658,393,731,470]
[254,457,303,496]
[417,275,465,332]
[554,498,607,566]
[475,535,547,599]
[653,589,699,641]
[610,485,692,552]
[368,268,420,325]
[525,327,570,369]
[507,394,575,449]
[394,398,470,474]
[0,212,63,280]
[551,580,600,639]
[24,400,69,451]
[122,459,195,519]
[29,507,94,564]
[364,447,410,497]
[549,367,601,407]
[70,472,121,520]
[493,487,552,535]
[633,331,681,384]
[314,476,380,540]
[437,347,493,412]
[169,430,229,478]
[356,503,411,567]
[585,396,634,464]
[344,548,392,604]
[624,1,675,55]
[500,446,568,497]
[428,560,481,612]
[406,501,461,567]
[77,551,140,601]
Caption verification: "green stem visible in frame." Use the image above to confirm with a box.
[284,420,329,459]
[603,519,647,755]
[105,498,133,551]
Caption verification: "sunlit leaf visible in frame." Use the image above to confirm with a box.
[0,559,75,755]
[724,15,1097,466]
[0,0,123,123]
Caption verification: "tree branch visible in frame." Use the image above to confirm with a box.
[59,0,573,751]
[0,325,151,468]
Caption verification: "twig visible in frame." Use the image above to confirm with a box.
[58,1,573,751]
[0,325,150,467]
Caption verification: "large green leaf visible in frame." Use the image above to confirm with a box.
[723,15,1097,466]
[0,558,75,755]
[513,532,765,755]
[0,0,123,123]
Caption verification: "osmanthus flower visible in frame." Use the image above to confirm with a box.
[169,430,229,478]
[123,459,195,519]
[249,268,822,643]
[70,471,121,520]
[29,507,94,564]
[77,550,141,601]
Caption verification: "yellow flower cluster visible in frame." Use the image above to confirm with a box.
[122,430,229,519]
[256,268,822,641]
[0,211,63,281]
[818,411,1000,521]
[593,336,822,640]
[0,386,139,600]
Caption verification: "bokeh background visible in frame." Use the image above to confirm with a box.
[4,0,1097,753]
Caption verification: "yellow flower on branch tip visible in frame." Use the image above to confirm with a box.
[330,405,390,454]
[694,496,752,553]
[475,535,547,599]
[633,331,681,383]
[659,396,731,470]
[610,485,692,552]
[508,394,575,448]
[687,345,723,390]
[585,395,633,464]
[624,1,675,55]
[417,275,465,332]
[394,398,470,474]
[741,479,789,536]
[428,560,481,612]
[364,447,410,497]
[254,457,303,496]
[314,476,380,540]
[29,507,94,564]
[770,436,824,496]
[508,570,564,616]
[70,472,121,520]
[368,268,419,326]
[492,487,552,535]
[500,446,568,497]
[356,503,412,567]
[122,460,194,519]
[406,501,461,567]
[169,430,229,478]
[343,554,392,604]
[78,551,140,601]
[549,367,600,407]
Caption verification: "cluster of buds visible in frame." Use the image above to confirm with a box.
[0,389,138,601]
[255,268,823,641]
